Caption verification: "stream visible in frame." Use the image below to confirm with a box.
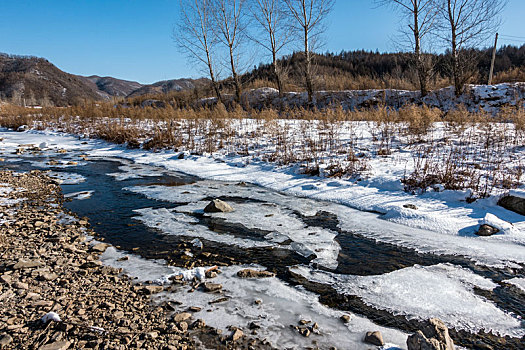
[1,131,524,349]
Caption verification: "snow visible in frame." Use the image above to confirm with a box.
[238,83,525,113]
[99,245,409,349]
[291,264,524,338]
[41,312,61,323]
[503,278,525,293]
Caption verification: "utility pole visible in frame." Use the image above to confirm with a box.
[488,32,499,85]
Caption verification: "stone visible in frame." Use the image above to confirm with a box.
[407,318,455,350]
[407,331,443,350]
[0,334,13,347]
[236,269,275,278]
[13,259,43,270]
[498,195,525,216]
[0,275,12,284]
[203,282,222,292]
[140,285,163,295]
[13,282,28,290]
[364,331,384,346]
[231,329,243,342]
[38,272,58,281]
[476,224,499,237]
[80,261,102,269]
[173,312,192,323]
[203,199,234,213]
[299,328,310,337]
[38,340,71,350]
[191,319,205,329]
[90,243,110,253]
[340,314,351,323]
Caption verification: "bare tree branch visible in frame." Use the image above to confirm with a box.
[175,0,222,101]
[437,0,507,95]
[284,0,334,104]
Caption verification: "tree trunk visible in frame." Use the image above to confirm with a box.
[304,30,313,105]
[229,45,242,103]
[206,49,222,102]
[448,0,462,97]
[413,4,428,97]
[272,51,283,97]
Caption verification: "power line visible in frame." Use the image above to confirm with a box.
[499,34,525,40]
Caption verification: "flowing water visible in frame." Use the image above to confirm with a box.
[2,144,525,349]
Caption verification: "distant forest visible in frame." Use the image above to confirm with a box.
[238,44,525,93]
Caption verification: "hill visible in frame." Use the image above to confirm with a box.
[80,75,144,98]
[126,78,210,98]
[0,54,101,106]
[0,54,209,106]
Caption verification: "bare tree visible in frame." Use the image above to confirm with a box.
[249,0,290,96]
[284,0,334,105]
[377,0,439,96]
[211,0,247,103]
[438,0,506,96]
[176,0,222,102]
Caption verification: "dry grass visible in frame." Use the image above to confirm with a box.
[0,101,523,197]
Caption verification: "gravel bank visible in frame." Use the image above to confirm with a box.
[0,170,269,349]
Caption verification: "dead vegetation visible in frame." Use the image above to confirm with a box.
[1,101,523,199]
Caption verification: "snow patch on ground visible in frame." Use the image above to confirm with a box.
[291,264,524,338]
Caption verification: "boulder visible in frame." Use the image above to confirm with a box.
[204,199,233,213]
[364,331,384,346]
[203,282,223,292]
[407,318,455,350]
[90,243,110,253]
[172,312,192,323]
[236,269,275,278]
[476,224,499,237]
[498,195,525,216]
[231,329,243,342]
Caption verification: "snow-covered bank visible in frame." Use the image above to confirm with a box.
[1,129,524,269]
[212,83,525,113]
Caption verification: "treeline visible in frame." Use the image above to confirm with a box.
[242,44,525,92]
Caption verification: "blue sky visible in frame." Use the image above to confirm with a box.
[0,0,523,84]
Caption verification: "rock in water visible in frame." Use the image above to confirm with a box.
[407,318,455,350]
[476,224,499,237]
[498,195,525,216]
[204,199,233,213]
[364,331,384,346]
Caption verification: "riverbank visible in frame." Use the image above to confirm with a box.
[0,170,268,349]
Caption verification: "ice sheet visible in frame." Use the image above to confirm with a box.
[291,264,524,338]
